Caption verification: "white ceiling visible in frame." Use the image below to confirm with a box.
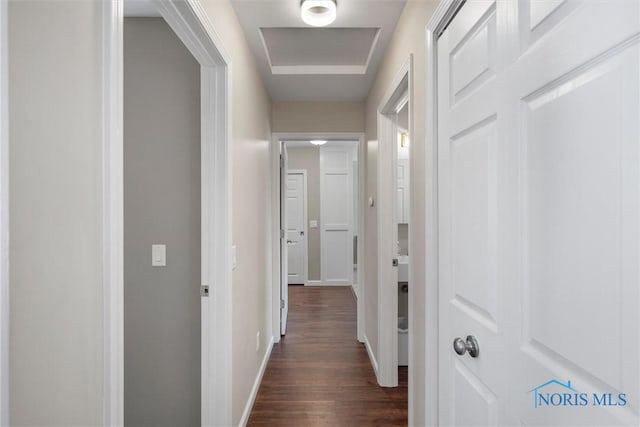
[231,0,407,101]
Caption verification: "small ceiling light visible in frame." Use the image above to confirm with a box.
[310,140,328,146]
[300,0,337,27]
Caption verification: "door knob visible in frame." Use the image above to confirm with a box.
[287,240,293,244]
[453,335,479,358]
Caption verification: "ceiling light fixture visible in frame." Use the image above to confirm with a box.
[400,132,408,148]
[300,0,337,27]
[310,140,328,146]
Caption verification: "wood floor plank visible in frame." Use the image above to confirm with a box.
[247,286,408,426]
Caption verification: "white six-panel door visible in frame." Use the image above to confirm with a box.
[286,171,307,285]
[438,2,507,423]
[437,1,639,425]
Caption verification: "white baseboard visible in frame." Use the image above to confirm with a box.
[306,281,352,287]
[364,333,379,378]
[351,283,359,299]
[239,335,274,427]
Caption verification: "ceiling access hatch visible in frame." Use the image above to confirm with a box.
[260,27,380,75]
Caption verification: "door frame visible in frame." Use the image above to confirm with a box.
[0,0,9,423]
[422,0,466,425]
[286,169,309,285]
[376,55,412,388]
[270,133,366,343]
[102,1,232,425]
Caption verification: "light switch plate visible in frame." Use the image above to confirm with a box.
[232,245,237,270]
[152,244,166,267]
[309,220,318,229]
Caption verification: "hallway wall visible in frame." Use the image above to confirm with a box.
[364,1,439,425]
[123,18,201,427]
[8,2,104,424]
[272,101,364,133]
[8,1,273,425]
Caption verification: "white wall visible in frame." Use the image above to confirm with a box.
[364,1,439,425]
[9,1,104,424]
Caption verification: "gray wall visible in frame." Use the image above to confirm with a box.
[124,18,201,427]
[287,147,321,281]
[9,2,104,425]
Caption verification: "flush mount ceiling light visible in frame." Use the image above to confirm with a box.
[310,140,328,146]
[300,0,337,27]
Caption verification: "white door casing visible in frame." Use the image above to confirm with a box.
[286,171,307,285]
[320,144,354,285]
[280,145,289,335]
[0,0,8,423]
[353,159,358,276]
[437,1,640,425]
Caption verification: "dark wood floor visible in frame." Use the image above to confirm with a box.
[248,286,408,426]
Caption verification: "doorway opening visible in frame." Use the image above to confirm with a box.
[376,56,412,390]
[122,15,201,426]
[395,100,410,377]
[271,133,366,342]
[103,1,232,425]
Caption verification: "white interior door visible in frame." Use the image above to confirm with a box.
[320,144,354,285]
[280,145,289,335]
[437,1,640,425]
[286,171,307,285]
[437,3,507,420]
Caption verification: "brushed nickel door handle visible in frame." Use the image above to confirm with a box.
[453,335,479,358]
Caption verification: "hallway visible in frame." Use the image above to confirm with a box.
[248,286,408,426]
